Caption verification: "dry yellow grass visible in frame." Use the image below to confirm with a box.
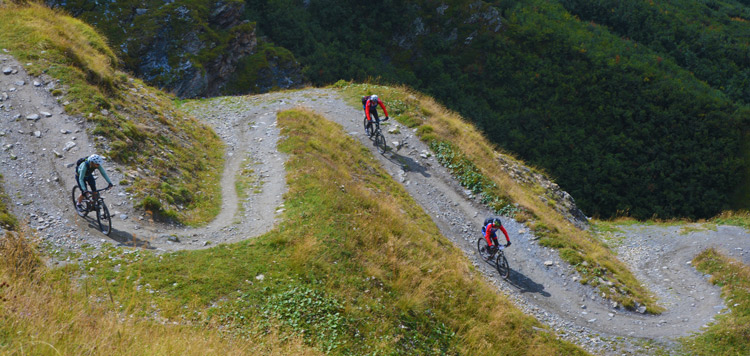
[339,82,659,311]
[0,231,322,356]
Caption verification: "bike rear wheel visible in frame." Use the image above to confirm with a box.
[71,186,88,217]
[495,251,510,279]
[96,201,112,235]
[375,132,387,154]
[477,238,493,262]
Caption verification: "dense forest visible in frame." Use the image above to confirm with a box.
[51,0,750,220]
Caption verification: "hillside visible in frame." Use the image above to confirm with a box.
[2,2,750,355]
[0,2,224,224]
[49,0,750,221]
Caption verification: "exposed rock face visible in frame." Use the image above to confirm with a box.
[46,0,306,98]
[497,155,589,229]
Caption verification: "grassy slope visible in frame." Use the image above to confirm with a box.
[681,249,750,355]
[337,82,660,312]
[0,3,223,224]
[0,108,587,355]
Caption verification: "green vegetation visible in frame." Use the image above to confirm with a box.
[712,210,750,231]
[0,175,18,231]
[50,0,300,97]
[0,3,224,224]
[682,249,750,355]
[51,0,750,220]
[245,0,749,221]
[0,108,587,355]
[338,83,661,313]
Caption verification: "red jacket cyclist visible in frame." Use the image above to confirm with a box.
[482,217,511,253]
[363,94,389,132]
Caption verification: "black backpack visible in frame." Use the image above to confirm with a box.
[75,156,88,176]
[361,95,370,106]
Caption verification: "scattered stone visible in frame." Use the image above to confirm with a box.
[63,141,76,151]
[120,214,128,220]
[544,260,554,267]
[26,114,40,121]
[2,67,11,75]
[255,274,265,281]
[167,235,180,243]
[33,131,41,138]
[40,111,52,117]
[61,129,71,134]
[33,80,41,87]
[14,80,24,86]
[203,240,211,246]
[637,306,647,314]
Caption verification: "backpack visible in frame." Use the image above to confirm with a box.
[75,156,88,176]
[361,95,371,106]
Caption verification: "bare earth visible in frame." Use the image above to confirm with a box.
[2,54,748,355]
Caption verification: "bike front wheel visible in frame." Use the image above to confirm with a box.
[477,238,492,262]
[96,201,112,235]
[495,251,510,279]
[363,117,372,137]
[375,132,387,154]
[71,186,88,217]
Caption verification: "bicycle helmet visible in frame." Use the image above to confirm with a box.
[370,94,378,103]
[492,218,502,226]
[88,154,104,166]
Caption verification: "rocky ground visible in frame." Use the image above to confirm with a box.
[2,53,749,355]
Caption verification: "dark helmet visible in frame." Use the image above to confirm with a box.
[492,218,501,226]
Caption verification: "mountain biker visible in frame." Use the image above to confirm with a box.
[482,217,511,253]
[363,94,389,133]
[75,154,113,211]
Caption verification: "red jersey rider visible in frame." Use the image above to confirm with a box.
[483,217,511,252]
[363,94,389,132]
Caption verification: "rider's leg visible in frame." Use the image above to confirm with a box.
[78,175,96,204]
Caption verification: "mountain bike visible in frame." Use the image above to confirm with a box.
[363,116,387,154]
[71,186,112,235]
[477,237,511,279]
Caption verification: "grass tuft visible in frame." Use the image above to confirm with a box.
[682,249,750,355]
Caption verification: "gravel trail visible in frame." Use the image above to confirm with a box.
[2,55,748,355]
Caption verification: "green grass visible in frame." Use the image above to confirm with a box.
[711,211,750,232]
[0,3,224,225]
[0,174,18,231]
[335,82,662,313]
[681,249,750,355]
[60,108,587,355]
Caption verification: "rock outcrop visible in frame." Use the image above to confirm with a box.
[497,155,589,229]
[47,0,306,98]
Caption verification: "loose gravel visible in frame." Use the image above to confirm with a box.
[2,54,748,355]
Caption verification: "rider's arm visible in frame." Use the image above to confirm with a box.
[97,165,113,185]
[378,99,388,117]
[77,163,88,192]
[365,100,371,120]
[485,224,493,245]
[499,224,510,243]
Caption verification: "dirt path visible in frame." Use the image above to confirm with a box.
[2,55,749,355]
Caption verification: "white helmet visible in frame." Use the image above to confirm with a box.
[88,154,104,165]
[370,95,378,102]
